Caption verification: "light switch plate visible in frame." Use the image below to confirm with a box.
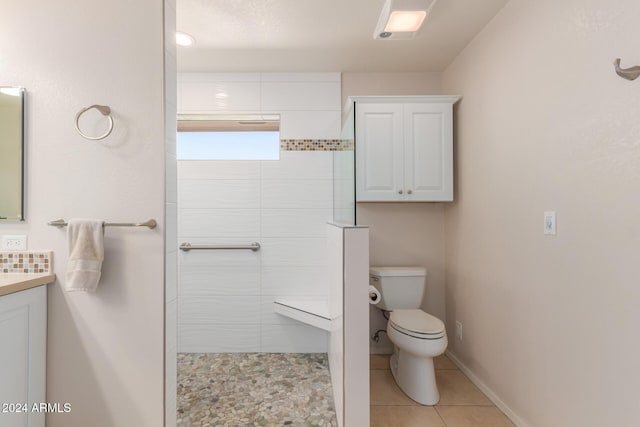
[544,211,556,235]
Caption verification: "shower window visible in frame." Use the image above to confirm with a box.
[177,115,280,160]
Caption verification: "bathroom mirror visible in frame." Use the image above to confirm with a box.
[0,87,25,221]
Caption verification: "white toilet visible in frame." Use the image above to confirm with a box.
[370,266,447,405]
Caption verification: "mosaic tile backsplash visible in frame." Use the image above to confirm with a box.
[0,251,52,274]
[281,138,354,151]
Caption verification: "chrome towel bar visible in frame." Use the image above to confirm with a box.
[179,242,261,252]
[48,218,157,229]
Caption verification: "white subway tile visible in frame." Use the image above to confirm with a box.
[180,180,260,209]
[261,209,332,237]
[261,82,340,111]
[260,73,340,82]
[333,151,355,180]
[261,324,328,353]
[179,324,260,353]
[181,81,261,113]
[261,266,329,296]
[180,264,260,296]
[261,151,333,180]
[179,209,260,238]
[279,111,341,139]
[260,238,327,266]
[179,296,260,324]
[261,180,332,209]
[178,160,260,180]
[181,73,261,83]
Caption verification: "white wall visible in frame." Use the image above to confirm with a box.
[0,1,167,426]
[442,0,640,426]
[327,224,345,426]
[177,73,341,353]
[341,72,442,107]
[341,72,448,354]
[342,226,371,427]
[164,0,178,424]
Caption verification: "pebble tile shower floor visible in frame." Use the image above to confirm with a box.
[177,353,338,427]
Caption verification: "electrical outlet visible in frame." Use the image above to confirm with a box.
[1,235,27,250]
[455,321,463,341]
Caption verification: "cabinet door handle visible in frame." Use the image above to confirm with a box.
[407,190,413,195]
[398,190,403,195]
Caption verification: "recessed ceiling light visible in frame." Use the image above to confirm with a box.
[176,32,195,47]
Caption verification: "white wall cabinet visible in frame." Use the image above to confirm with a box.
[0,286,46,427]
[352,96,460,202]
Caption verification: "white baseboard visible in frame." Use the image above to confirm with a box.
[445,351,530,427]
[370,346,393,355]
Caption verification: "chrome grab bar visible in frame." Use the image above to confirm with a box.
[179,242,261,252]
[47,218,157,229]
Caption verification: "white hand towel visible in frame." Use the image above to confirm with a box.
[65,218,105,292]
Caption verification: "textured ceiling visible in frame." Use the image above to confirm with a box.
[176,0,509,72]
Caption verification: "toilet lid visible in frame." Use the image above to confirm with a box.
[390,309,445,335]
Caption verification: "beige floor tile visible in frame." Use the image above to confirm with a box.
[370,370,416,406]
[434,354,458,370]
[435,371,493,406]
[371,405,446,427]
[436,406,515,427]
[370,354,391,370]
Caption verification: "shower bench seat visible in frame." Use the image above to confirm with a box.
[273,298,337,332]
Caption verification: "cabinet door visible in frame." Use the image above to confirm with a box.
[0,286,46,427]
[355,103,404,201]
[403,103,453,201]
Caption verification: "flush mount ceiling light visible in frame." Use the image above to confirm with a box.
[176,31,195,47]
[374,0,437,40]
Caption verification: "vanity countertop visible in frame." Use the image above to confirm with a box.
[0,273,56,297]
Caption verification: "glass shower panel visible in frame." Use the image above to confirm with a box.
[333,103,356,225]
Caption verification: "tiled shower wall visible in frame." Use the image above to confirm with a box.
[177,72,341,353]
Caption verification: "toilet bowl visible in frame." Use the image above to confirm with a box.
[369,266,448,405]
[387,309,447,405]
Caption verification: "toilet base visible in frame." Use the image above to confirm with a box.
[390,347,440,405]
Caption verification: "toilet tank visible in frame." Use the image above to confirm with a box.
[369,266,427,311]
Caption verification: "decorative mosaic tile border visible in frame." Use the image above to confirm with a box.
[0,251,52,274]
[280,139,354,151]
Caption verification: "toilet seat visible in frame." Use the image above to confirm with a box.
[389,309,445,340]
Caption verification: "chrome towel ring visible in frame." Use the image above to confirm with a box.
[75,104,114,140]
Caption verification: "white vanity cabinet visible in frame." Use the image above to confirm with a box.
[352,96,460,202]
[0,284,47,427]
